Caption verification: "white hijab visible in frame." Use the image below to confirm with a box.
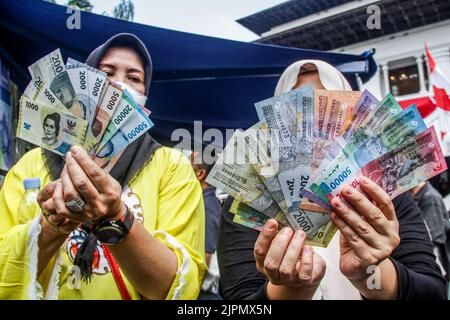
[274,59,352,96]
[275,60,361,300]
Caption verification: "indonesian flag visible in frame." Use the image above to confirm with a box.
[424,44,450,156]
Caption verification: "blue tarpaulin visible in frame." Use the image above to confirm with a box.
[0,0,377,147]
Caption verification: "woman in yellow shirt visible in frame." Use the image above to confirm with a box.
[0,33,206,300]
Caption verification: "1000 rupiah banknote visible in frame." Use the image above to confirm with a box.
[23,79,66,111]
[18,97,87,155]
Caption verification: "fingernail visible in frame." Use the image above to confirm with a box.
[304,246,312,254]
[65,151,72,160]
[361,177,370,185]
[71,146,80,155]
[296,230,306,239]
[282,227,292,236]
[266,220,276,231]
[344,187,353,195]
[333,198,343,208]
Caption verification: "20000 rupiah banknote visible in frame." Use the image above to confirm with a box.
[94,104,154,164]
[206,130,285,221]
[95,90,147,155]
[255,89,302,207]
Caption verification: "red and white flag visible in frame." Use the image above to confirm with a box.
[424,44,450,156]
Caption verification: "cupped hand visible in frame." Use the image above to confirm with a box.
[254,219,326,290]
[330,177,400,281]
[59,146,124,224]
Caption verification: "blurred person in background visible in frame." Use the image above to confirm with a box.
[410,181,450,282]
[190,150,222,300]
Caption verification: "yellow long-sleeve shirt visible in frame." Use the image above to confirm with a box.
[0,147,206,299]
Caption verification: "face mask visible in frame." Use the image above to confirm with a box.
[115,81,148,107]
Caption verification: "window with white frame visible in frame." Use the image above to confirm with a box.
[387,56,429,97]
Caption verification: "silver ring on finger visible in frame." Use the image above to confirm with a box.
[65,197,86,213]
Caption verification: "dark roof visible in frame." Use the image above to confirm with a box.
[254,0,450,51]
[237,0,354,36]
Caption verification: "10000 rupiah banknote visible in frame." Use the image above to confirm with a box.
[18,97,87,155]
[28,49,85,119]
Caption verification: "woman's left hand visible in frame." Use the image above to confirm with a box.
[58,146,124,224]
[330,176,400,282]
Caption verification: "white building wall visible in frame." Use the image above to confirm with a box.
[333,21,450,100]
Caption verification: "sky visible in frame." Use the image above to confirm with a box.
[56,0,287,42]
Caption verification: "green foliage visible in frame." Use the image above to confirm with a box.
[66,0,93,12]
[113,0,134,21]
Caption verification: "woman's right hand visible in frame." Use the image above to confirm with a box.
[254,219,326,299]
[37,180,79,236]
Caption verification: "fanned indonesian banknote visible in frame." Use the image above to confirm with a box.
[320,126,447,203]
[206,130,288,225]
[207,86,447,248]
[308,102,427,209]
[18,49,155,176]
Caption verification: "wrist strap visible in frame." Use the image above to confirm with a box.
[102,244,132,300]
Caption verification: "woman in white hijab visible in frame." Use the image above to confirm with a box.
[275,60,362,299]
[217,59,447,301]
[274,59,352,95]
